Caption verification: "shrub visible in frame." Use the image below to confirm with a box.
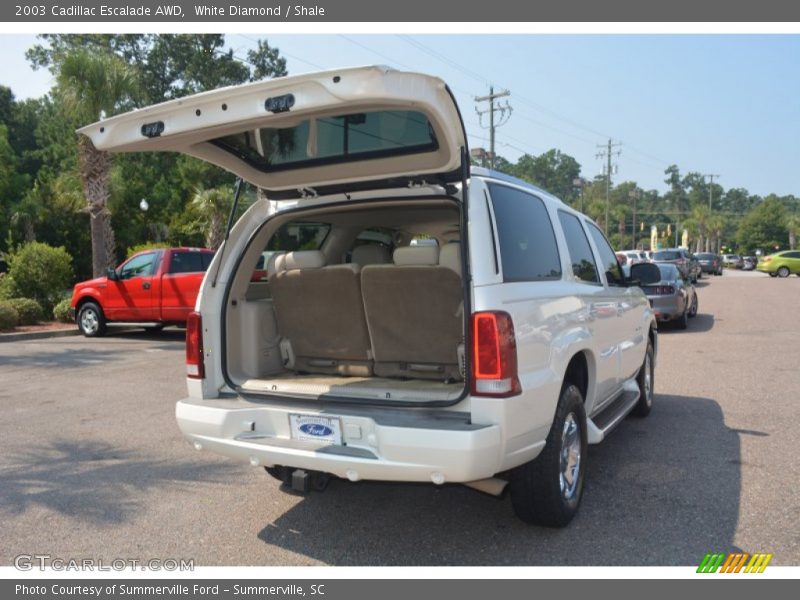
[53,298,73,323]
[5,298,44,325]
[0,303,19,331]
[0,273,12,300]
[5,242,74,312]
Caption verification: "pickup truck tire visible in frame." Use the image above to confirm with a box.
[77,301,106,337]
[144,324,165,333]
[509,383,587,527]
[631,340,655,417]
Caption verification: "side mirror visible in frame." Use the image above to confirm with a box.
[630,262,661,285]
[106,268,119,281]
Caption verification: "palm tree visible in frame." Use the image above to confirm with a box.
[191,187,234,250]
[57,48,138,277]
[787,214,800,250]
[690,205,710,253]
[707,215,726,254]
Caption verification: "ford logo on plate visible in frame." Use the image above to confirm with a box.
[300,424,333,437]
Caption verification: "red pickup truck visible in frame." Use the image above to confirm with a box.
[70,247,214,337]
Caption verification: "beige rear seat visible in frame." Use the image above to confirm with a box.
[269,250,373,376]
[361,244,464,381]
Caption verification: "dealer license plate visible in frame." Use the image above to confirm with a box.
[289,414,343,444]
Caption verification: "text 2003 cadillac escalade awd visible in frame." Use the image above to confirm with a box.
[78,66,659,526]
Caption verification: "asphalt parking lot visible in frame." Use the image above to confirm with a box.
[1,270,798,566]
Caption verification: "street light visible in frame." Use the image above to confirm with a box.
[139,198,149,212]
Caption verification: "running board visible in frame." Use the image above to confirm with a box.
[586,380,640,444]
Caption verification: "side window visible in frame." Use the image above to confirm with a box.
[266,222,330,252]
[119,252,157,280]
[488,183,561,281]
[586,222,625,286]
[558,211,600,284]
[201,252,214,270]
[169,251,206,274]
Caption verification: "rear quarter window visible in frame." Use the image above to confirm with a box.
[488,183,561,282]
[169,251,209,274]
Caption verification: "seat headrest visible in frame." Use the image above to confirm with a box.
[352,244,391,267]
[275,250,326,272]
[393,245,439,266]
[439,243,461,276]
[266,252,284,278]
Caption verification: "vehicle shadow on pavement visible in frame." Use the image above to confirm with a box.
[660,313,715,334]
[256,394,740,566]
[0,439,230,525]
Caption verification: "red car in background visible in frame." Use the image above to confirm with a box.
[70,247,214,337]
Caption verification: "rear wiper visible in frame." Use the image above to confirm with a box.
[211,177,244,288]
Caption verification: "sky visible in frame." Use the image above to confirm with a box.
[2,33,798,197]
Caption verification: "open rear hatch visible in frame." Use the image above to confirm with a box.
[79,66,472,406]
[78,65,469,198]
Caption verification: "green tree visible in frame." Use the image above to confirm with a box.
[56,48,138,277]
[510,149,581,202]
[736,198,788,254]
[247,39,288,81]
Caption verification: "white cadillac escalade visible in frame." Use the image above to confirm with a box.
[79,66,659,527]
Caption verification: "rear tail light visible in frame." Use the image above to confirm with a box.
[471,311,521,397]
[762,257,772,263]
[186,311,204,379]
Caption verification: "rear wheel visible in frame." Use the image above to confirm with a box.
[777,266,790,278]
[77,301,106,337]
[631,340,654,417]
[688,293,698,318]
[769,272,778,278]
[674,304,688,330]
[144,324,165,333]
[509,383,587,527]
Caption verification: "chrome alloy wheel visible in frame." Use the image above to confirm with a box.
[559,412,582,501]
[80,308,99,335]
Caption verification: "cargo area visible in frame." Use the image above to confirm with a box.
[223,197,468,405]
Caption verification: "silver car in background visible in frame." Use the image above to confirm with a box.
[644,263,698,330]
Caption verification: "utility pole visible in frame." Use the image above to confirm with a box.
[475,87,512,170]
[596,139,622,234]
[704,173,720,210]
[629,189,641,249]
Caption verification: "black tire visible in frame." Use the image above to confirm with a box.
[509,383,587,527]
[674,304,688,330]
[688,293,698,318]
[777,266,790,278]
[769,272,778,278]
[144,324,165,333]
[631,340,655,417]
[77,301,106,337]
